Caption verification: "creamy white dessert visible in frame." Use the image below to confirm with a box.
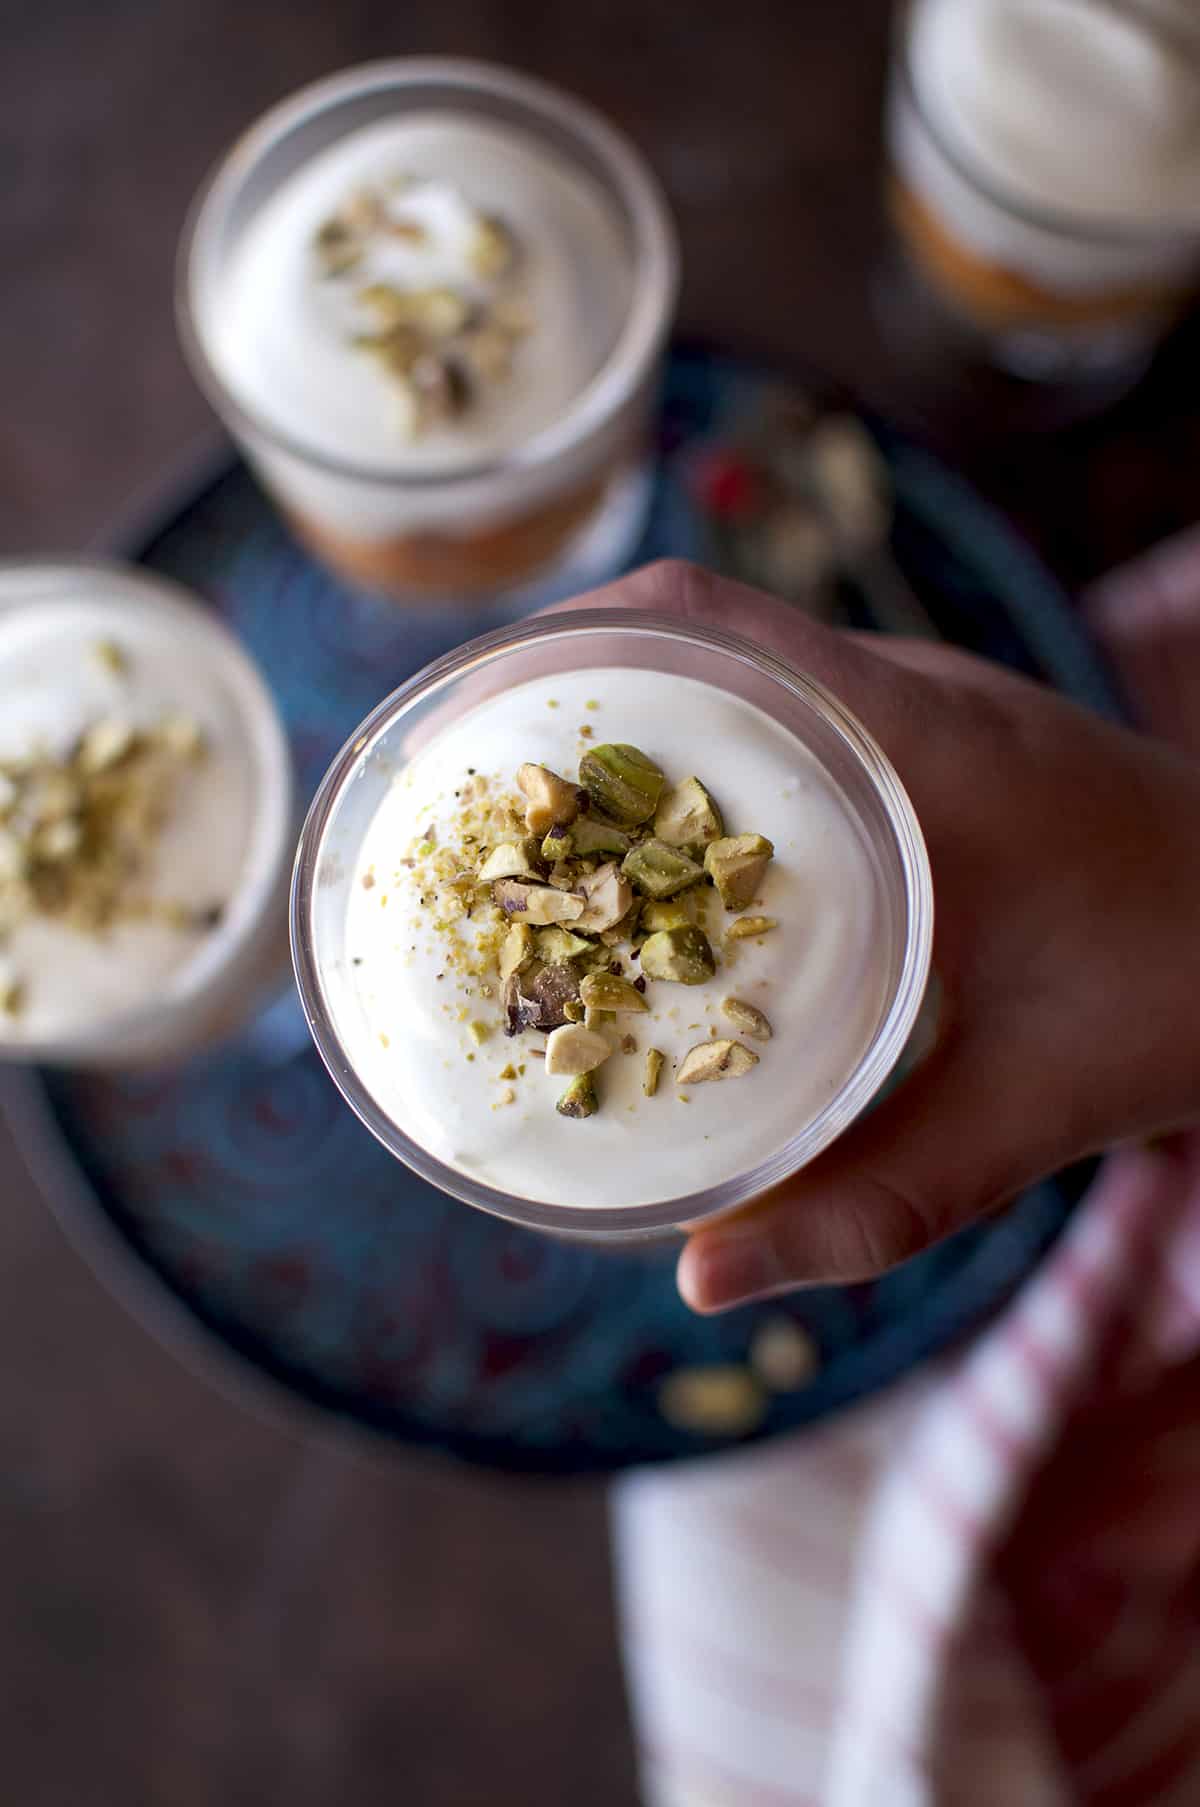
[0,565,291,1060]
[208,114,631,477]
[329,670,893,1212]
[893,0,1200,307]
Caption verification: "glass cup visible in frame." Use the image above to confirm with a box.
[0,559,294,1068]
[291,610,933,1242]
[878,0,1200,428]
[178,59,678,604]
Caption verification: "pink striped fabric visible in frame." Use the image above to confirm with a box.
[612,535,1200,1807]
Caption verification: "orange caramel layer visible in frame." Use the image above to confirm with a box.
[286,472,610,601]
[889,176,1191,331]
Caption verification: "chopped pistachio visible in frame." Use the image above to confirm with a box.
[92,639,127,676]
[503,964,581,1034]
[658,1365,767,1436]
[726,915,778,941]
[676,1038,758,1084]
[358,283,471,337]
[469,214,518,279]
[749,1318,819,1392]
[498,921,534,980]
[382,215,428,245]
[33,818,82,863]
[468,1020,491,1046]
[620,1033,638,1054]
[535,926,592,964]
[0,830,21,882]
[478,840,540,883]
[77,717,136,774]
[639,925,715,986]
[575,861,633,934]
[578,743,664,826]
[721,997,773,1040]
[704,834,774,911]
[314,215,365,277]
[579,971,649,1013]
[492,878,585,924]
[639,898,693,935]
[556,1071,598,1119]
[544,1022,613,1077]
[563,999,585,1023]
[653,776,724,849]
[546,817,631,859]
[516,763,582,836]
[0,956,23,1018]
[498,1062,518,1081]
[643,1048,665,1096]
[622,838,704,900]
[410,352,470,427]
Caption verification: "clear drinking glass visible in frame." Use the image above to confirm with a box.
[290,610,933,1241]
[879,0,1200,427]
[178,60,678,603]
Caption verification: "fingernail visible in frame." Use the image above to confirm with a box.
[677,1227,790,1313]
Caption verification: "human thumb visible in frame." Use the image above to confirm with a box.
[676,1025,1047,1312]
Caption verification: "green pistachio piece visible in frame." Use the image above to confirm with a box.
[639,925,715,986]
[622,838,704,900]
[477,839,541,883]
[517,763,582,836]
[545,1022,613,1076]
[503,963,581,1034]
[543,816,632,860]
[556,1072,598,1119]
[575,862,633,934]
[578,743,664,826]
[579,971,649,1013]
[535,926,592,964]
[675,1038,759,1084]
[492,878,585,924]
[498,922,534,980]
[704,834,775,911]
[643,1048,664,1097]
[653,776,724,849]
[638,898,693,935]
[658,1365,767,1435]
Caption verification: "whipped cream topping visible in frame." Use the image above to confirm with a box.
[910,0,1200,225]
[0,568,273,1050]
[208,114,632,473]
[896,0,1200,299]
[325,669,894,1213]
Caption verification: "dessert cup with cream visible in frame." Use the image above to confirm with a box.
[291,612,932,1241]
[179,60,677,602]
[0,560,293,1067]
[885,0,1200,400]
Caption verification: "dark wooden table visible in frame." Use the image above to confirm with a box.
[5,4,1200,1803]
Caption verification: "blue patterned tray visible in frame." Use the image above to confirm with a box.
[10,348,1116,1471]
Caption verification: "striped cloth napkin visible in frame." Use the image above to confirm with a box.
[611,531,1200,1807]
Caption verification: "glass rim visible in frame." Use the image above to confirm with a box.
[176,57,679,490]
[898,6,1200,247]
[290,609,935,1237]
[0,555,294,1065]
